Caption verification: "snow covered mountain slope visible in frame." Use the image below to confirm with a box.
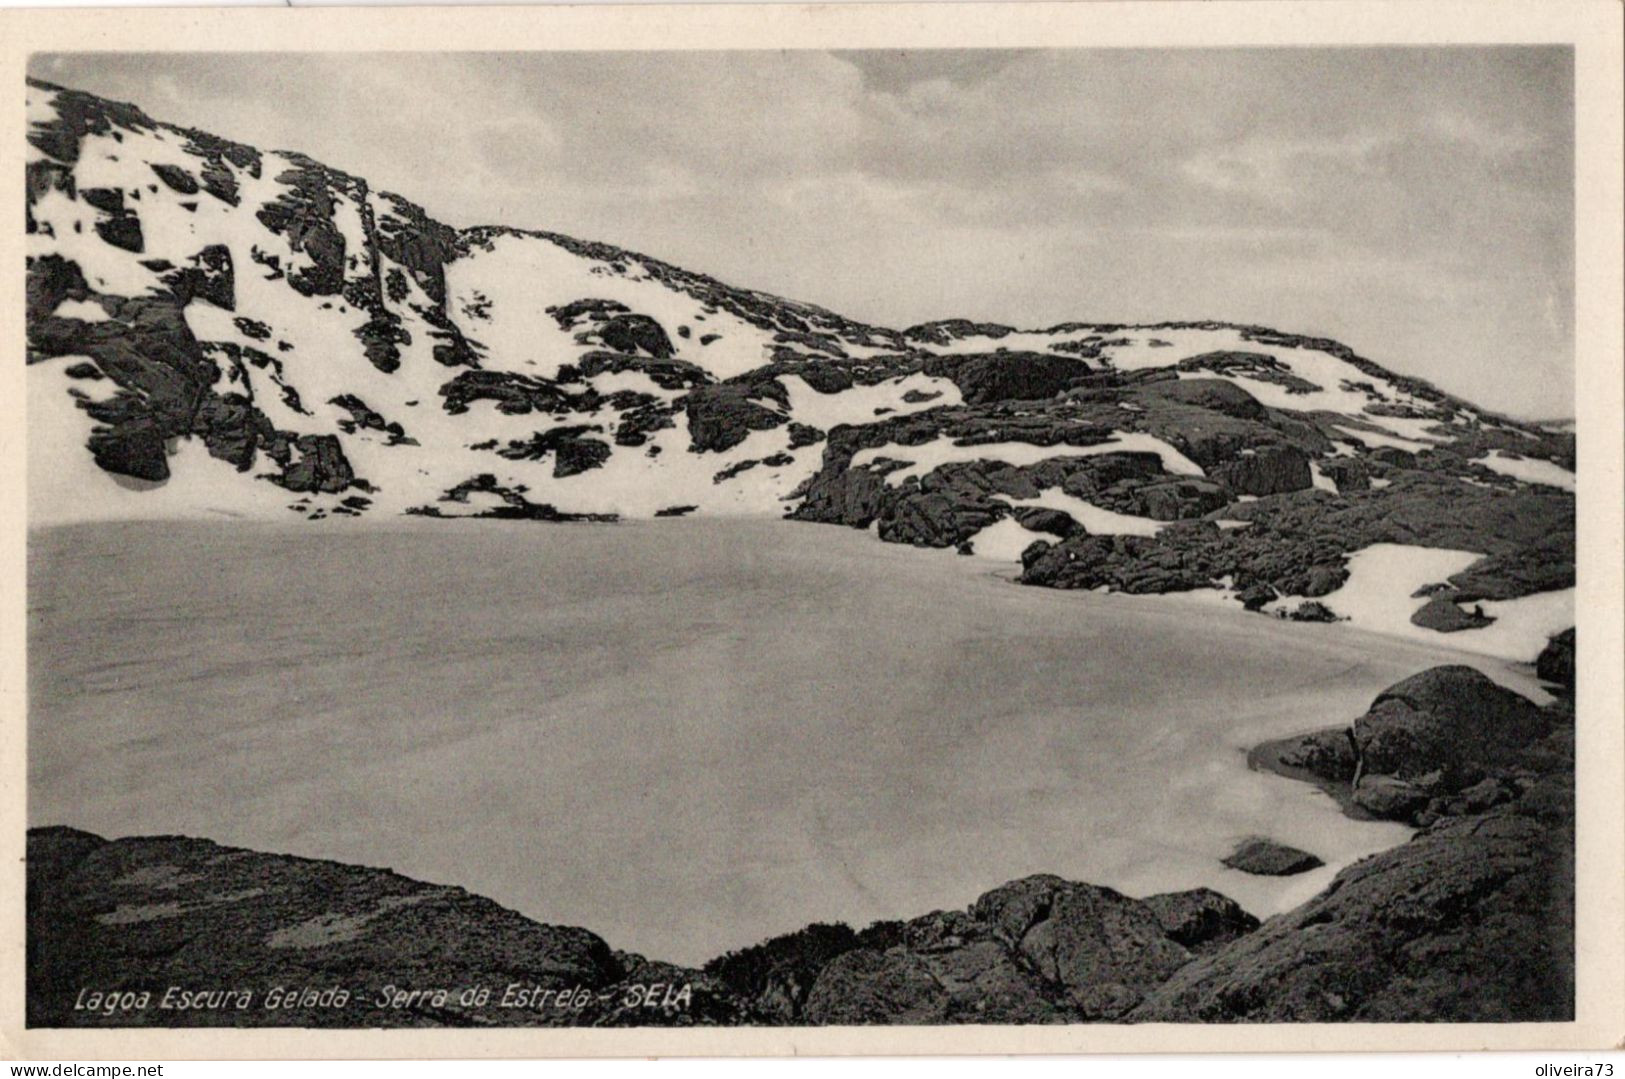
[24,79,1575,658]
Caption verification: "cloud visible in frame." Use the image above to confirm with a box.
[1180,133,1387,200]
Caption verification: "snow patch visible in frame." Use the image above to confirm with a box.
[1314,545,1483,639]
[853,431,1205,488]
[1474,450,1575,492]
[780,373,961,429]
[967,518,1059,561]
[998,489,1166,537]
[1332,425,1433,454]
[53,298,110,323]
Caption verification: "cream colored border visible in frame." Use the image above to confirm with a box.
[1,0,1621,1059]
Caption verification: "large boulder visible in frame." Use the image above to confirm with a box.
[1010,505,1083,539]
[1353,665,1550,781]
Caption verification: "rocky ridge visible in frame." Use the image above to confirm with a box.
[29,664,1574,1028]
[25,79,1575,655]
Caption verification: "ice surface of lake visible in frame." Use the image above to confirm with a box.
[28,518,1547,964]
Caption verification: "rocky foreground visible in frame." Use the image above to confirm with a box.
[28,656,1574,1028]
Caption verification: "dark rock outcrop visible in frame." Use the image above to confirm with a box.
[801,949,952,1024]
[439,370,575,417]
[1536,628,1575,689]
[681,380,787,453]
[1286,600,1339,623]
[26,256,357,496]
[412,474,618,523]
[272,434,355,493]
[597,314,675,359]
[922,351,1092,405]
[968,876,1193,1018]
[494,425,612,478]
[1318,457,1370,493]
[1351,775,1431,820]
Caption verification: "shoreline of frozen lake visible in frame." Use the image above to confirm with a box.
[28,517,1553,965]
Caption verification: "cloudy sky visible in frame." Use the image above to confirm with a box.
[33,48,1573,418]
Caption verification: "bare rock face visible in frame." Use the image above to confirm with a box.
[1317,457,1370,492]
[1220,838,1324,877]
[1134,477,1230,521]
[1351,775,1431,819]
[878,489,1007,549]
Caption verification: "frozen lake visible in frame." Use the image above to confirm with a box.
[27,517,1546,965]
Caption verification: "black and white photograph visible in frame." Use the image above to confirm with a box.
[6,2,1623,1056]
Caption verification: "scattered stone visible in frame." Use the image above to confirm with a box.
[1411,595,1495,632]
[1287,601,1339,623]
[1221,838,1324,876]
